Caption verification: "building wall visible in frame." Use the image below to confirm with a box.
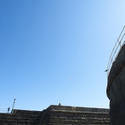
[0,105,110,125]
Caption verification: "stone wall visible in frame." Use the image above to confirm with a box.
[40,105,110,125]
[0,109,41,125]
[107,44,125,124]
[0,105,110,125]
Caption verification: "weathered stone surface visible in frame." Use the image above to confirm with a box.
[0,109,41,125]
[40,105,109,125]
[0,105,109,125]
[107,44,125,125]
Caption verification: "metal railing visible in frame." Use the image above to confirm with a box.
[0,99,16,114]
[0,108,10,113]
[106,25,125,75]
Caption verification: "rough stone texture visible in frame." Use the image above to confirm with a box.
[0,109,41,125]
[40,105,110,125]
[0,105,110,125]
[107,44,125,125]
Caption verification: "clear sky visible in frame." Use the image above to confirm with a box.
[0,0,125,111]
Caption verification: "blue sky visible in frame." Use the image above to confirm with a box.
[0,0,125,111]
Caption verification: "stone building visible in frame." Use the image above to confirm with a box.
[0,105,109,125]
